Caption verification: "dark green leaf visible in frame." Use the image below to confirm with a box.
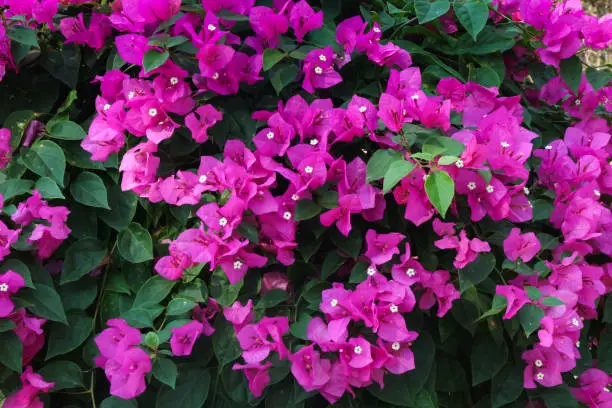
[471,334,507,385]
[290,313,313,340]
[39,361,84,391]
[7,26,38,47]
[458,252,495,293]
[236,221,259,244]
[533,385,579,408]
[541,296,564,306]
[42,44,81,89]
[454,0,488,40]
[414,0,451,23]
[22,140,66,187]
[270,64,299,95]
[519,304,545,337]
[212,318,242,366]
[210,267,242,307]
[263,49,286,71]
[152,357,177,389]
[491,364,524,408]
[0,179,33,201]
[0,331,22,372]
[61,238,106,284]
[99,186,138,232]
[117,223,154,263]
[143,49,170,73]
[0,259,34,288]
[366,149,403,183]
[293,200,322,221]
[101,396,138,408]
[256,289,289,309]
[35,177,64,199]
[559,56,582,94]
[70,171,110,209]
[48,120,86,140]
[425,170,454,218]
[217,9,250,21]
[532,199,553,221]
[383,160,415,193]
[132,276,176,308]
[0,319,16,332]
[321,251,345,279]
[598,325,612,372]
[58,278,98,310]
[18,284,68,324]
[167,298,197,315]
[525,286,542,301]
[585,67,612,91]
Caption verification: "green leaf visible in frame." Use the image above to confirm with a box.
[117,223,154,263]
[57,278,98,310]
[152,357,177,389]
[167,298,197,315]
[56,90,78,115]
[22,140,66,187]
[236,221,259,244]
[263,49,286,71]
[349,261,369,283]
[491,364,524,408]
[143,331,159,349]
[39,361,84,391]
[70,172,109,209]
[101,397,138,408]
[478,295,508,320]
[471,334,507,385]
[519,304,545,337]
[541,296,564,306]
[454,0,488,40]
[366,149,403,183]
[598,325,612,372]
[17,284,68,324]
[7,26,38,47]
[143,49,170,73]
[216,9,250,21]
[0,179,33,201]
[290,313,313,340]
[454,26,517,55]
[414,0,450,23]
[99,186,138,232]
[42,44,81,89]
[382,160,415,193]
[473,65,501,88]
[425,170,454,218]
[525,286,542,301]
[316,190,339,209]
[210,267,243,307]
[559,56,582,94]
[35,177,64,199]
[321,251,345,279]
[212,318,242,366]
[0,319,17,332]
[533,385,579,408]
[331,228,363,259]
[123,305,164,329]
[61,238,106,284]
[293,200,322,221]
[585,67,612,91]
[256,289,289,309]
[48,120,86,140]
[46,311,93,359]
[604,296,612,323]
[531,199,554,221]
[438,155,459,165]
[0,331,22,372]
[132,276,176,309]
[458,252,495,293]
[0,259,34,288]
[270,64,299,95]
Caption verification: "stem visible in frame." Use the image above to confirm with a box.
[89,370,97,408]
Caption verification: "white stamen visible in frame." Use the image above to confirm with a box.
[359,106,367,113]
[291,194,300,201]
[523,187,530,195]
[406,268,416,277]
[536,373,545,380]
[571,318,580,327]
[304,166,313,174]
[128,91,135,99]
[373,27,381,33]
[199,175,207,183]
[103,104,111,111]
[391,342,400,351]
[233,260,243,270]
[576,341,581,348]
[486,185,495,193]
[319,54,327,62]
[467,182,477,191]
[314,67,323,75]
[545,145,552,150]
[500,141,510,148]
[389,304,398,313]
[594,189,601,197]
[330,299,338,307]
[604,387,610,392]
[310,139,319,146]
[170,77,179,85]
[266,131,275,140]
[148,108,158,117]
[353,346,363,354]
[0,283,8,292]
[411,94,419,101]
[212,72,219,80]
[535,359,543,367]
[283,211,292,220]
[208,24,216,31]
[219,217,228,226]
[367,267,377,276]
[455,159,464,168]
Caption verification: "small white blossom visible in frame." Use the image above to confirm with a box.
[524,187,530,195]
[545,145,553,150]
[128,91,135,99]
[367,267,377,276]
[212,72,219,80]
[536,373,545,380]
[535,360,543,368]
[0,283,8,292]
[310,139,319,146]
[391,342,400,351]
[219,217,228,227]
[291,194,300,201]
[353,346,363,354]
[266,131,275,140]
[199,175,207,184]
[594,189,601,197]
[455,159,464,168]
[170,77,179,85]
[103,104,111,111]
[467,182,477,191]
[314,67,323,75]
[304,166,314,174]
[500,141,510,148]
[486,185,495,193]
[373,26,381,33]
[411,94,419,101]
[319,54,327,62]
[406,268,416,277]
[572,318,580,327]
[330,299,338,307]
[389,304,398,313]
[148,108,158,117]
[283,211,292,220]
[207,24,216,31]
[359,106,367,113]
[233,260,243,270]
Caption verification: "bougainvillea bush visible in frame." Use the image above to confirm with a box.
[0,0,611,406]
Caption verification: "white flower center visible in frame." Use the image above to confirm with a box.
[500,141,510,148]
[411,94,419,101]
[304,166,313,174]
[233,260,243,270]
[128,91,135,100]
[604,387,610,392]
[406,268,415,277]
[455,159,464,168]
[314,67,323,75]
[208,24,216,31]
[535,359,543,367]
[291,194,299,201]
[199,175,207,183]
[545,145,552,150]
[594,190,601,197]
[389,304,398,313]
[0,283,8,292]
[575,341,581,348]
[219,217,228,226]
[170,77,179,86]
[353,346,363,354]
[148,108,158,117]
[266,131,275,140]
[212,72,219,80]
[571,318,580,327]
[467,182,477,191]
[319,54,327,62]
[486,185,494,193]
[373,27,381,33]
[283,211,292,220]
[359,106,367,113]
[367,267,376,276]
[309,139,318,146]
[330,299,338,307]
[523,187,530,195]
[103,103,111,111]
[391,342,400,351]
[536,373,545,380]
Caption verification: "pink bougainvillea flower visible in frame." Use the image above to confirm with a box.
[170,320,204,356]
[224,299,254,332]
[104,347,152,399]
[232,362,272,397]
[302,47,342,94]
[0,128,12,169]
[0,270,25,317]
[3,366,54,408]
[522,346,564,388]
[289,0,323,42]
[185,105,223,143]
[11,309,47,365]
[503,228,541,262]
[290,344,332,391]
[364,229,405,265]
[495,285,530,319]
